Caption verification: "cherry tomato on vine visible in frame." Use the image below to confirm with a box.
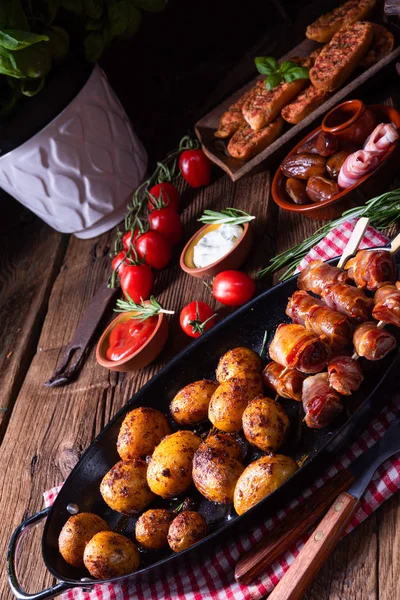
[111,251,132,274]
[122,228,141,251]
[148,182,180,212]
[135,231,173,270]
[148,208,183,246]
[180,301,217,338]
[179,149,212,188]
[119,264,153,303]
[212,270,255,307]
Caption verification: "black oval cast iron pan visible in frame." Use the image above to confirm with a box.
[7,259,400,599]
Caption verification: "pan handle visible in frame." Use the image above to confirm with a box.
[7,507,79,600]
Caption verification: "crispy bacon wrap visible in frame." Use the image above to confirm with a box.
[327,355,364,395]
[344,249,396,291]
[297,260,349,296]
[321,283,373,322]
[338,150,381,189]
[269,323,331,374]
[353,321,396,361]
[286,290,352,350]
[302,373,343,429]
[373,284,400,327]
[262,361,306,401]
[363,123,399,153]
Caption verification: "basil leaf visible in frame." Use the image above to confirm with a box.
[255,56,278,75]
[283,66,309,83]
[84,31,105,61]
[266,72,283,90]
[0,47,24,77]
[0,30,49,51]
[11,45,52,78]
[132,0,165,11]
[83,0,103,20]
[20,76,45,97]
[45,26,70,61]
[279,60,299,73]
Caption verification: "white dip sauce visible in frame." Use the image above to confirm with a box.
[193,224,243,268]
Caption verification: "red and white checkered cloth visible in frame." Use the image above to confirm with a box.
[44,218,400,600]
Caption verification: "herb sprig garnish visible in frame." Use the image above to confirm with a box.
[114,295,175,321]
[198,208,255,226]
[255,57,309,90]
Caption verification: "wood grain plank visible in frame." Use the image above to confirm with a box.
[377,494,400,600]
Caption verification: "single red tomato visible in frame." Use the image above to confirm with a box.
[111,251,133,274]
[119,264,153,303]
[135,230,173,269]
[122,228,141,251]
[148,182,180,212]
[148,208,183,246]
[179,149,211,188]
[180,301,217,338]
[212,270,255,307]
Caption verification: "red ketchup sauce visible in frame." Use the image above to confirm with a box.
[106,316,158,361]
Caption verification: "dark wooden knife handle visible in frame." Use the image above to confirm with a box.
[234,468,355,585]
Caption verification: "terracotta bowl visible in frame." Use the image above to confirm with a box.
[272,103,400,221]
[96,311,168,372]
[180,222,253,278]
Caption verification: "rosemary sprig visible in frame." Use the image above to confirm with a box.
[199,208,255,226]
[257,188,400,281]
[114,295,175,321]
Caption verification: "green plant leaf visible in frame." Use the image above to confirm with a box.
[279,60,298,73]
[108,1,141,37]
[0,47,24,77]
[1,0,29,30]
[132,0,165,12]
[265,72,282,90]
[10,44,52,78]
[44,26,69,61]
[20,76,45,96]
[84,0,103,19]
[283,66,309,83]
[84,31,105,61]
[61,0,83,13]
[255,56,278,75]
[0,30,49,51]
[86,19,103,30]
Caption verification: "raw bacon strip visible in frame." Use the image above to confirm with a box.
[322,283,373,322]
[373,284,400,327]
[269,323,331,374]
[363,123,399,153]
[262,361,306,401]
[298,259,350,296]
[286,290,352,350]
[353,321,396,360]
[338,150,381,189]
[344,249,396,291]
[302,373,343,429]
[327,355,364,395]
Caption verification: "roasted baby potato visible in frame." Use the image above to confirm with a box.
[58,513,110,568]
[234,455,298,515]
[242,397,290,452]
[216,347,262,383]
[193,434,244,503]
[167,511,207,553]
[147,430,201,498]
[117,406,171,460]
[100,459,154,514]
[83,531,140,579]
[170,380,218,426]
[208,375,263,432]
[135,509,172,550]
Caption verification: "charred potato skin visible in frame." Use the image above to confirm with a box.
[242,397,290,452]
[170,380,218,426]
[117,406,171,460]
[100,459,154,515]
[83,531,140,579]
[234,455,298,515]
[167,511,207,553]
[146,430,201,498]
[58,513,110,568]
[135,509,172,550]
[208,375,264,432]
[216,347,262,383]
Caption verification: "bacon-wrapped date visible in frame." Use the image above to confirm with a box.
[373,284,400,327]
[286,290,352,350]
[321,283,373,322]
[327,356,364,396]
[302,373,343,429]
[353,321,396,361]
[269,323,331,374]
[262,361,306,401]
[298,259,349,296]
[344,249,396,291]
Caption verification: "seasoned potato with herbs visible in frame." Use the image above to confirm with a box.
[100,459,154,514]
[117,407,171,460]
[216,347,262,383]
[170,380,218,426]
[234,455,298,515]
[83,531,140,579]
[167,511,207,553]
[193,434,244,503]
[242,397,290,452]
[58,513,110,568]
[208,374,263,432]
[135,509,172,550]
[147,430,201,498]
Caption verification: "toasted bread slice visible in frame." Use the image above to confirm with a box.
[306,0,376,42]
[310,21,373,92]
[228,117,284,160]
[214,84,260,139]
[281,85,331,124]
[360,23,394,68]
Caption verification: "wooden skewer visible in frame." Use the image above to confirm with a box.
[337,217,370,269]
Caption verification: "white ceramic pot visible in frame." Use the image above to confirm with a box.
[0,65,147,239]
